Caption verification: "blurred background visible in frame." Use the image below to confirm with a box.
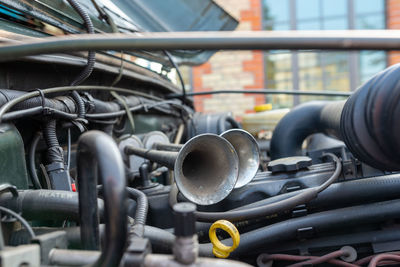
[181,0,396,119]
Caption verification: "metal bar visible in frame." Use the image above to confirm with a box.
[348,0,360,91]
[0,30,399,62]
[289,0,300,106]
[167,89,352,98]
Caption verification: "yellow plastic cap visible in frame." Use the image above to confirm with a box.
[209,220,240,258]
[254,103,272,112]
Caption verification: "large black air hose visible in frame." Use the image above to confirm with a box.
[270,64,400,170]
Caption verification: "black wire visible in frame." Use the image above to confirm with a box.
[2,106,42,121]
[163,51,186,104]
[0,95,186,122]
[193,153,342,222]
[2,106,78,122]
[28,132,42,189]
[85,100,189,119]
[66,0,96,86]
[0,85,165,123]
[85,105,143,119]
[66,0,94,129]
[317,153,342,193]
[66,128,72,171]
[0,206,35,239]
[1,97,189,123]
[71,91,86,120]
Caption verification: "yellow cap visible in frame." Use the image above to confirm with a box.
[254,103,272,112]
[209,220,240,258]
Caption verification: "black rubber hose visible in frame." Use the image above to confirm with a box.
[194,153,341,222]
[195,189,318,223]
[90,98,121,113]
[77,131,127,266]
[28,132,42,189]
[193,171,400,236]
[270,101,344,159]
[271,64,400,170]
[82,200,400,257]
[126,187,148,238]
[230,173,400,213]
[66,0,96,86]
[0,190,104,222]
[223,199,400,257]
[263,228,400,254]
[218,115,240,133]
[0,89,76,113]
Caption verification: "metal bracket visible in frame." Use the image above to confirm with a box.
[0,245,40,267]
[31,231,68,265]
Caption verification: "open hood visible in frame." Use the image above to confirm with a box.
[0,0,238,66]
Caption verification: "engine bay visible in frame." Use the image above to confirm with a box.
[0,1,399,267]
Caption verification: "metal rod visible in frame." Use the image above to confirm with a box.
[1,30,400,62]
[124,146,178,169]
[153,143,183,152]
[167,89,352,98]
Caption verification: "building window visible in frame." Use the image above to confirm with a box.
[262,0,386,107]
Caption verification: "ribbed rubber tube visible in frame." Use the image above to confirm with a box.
[66,0,96,86]
[340,63,400,170]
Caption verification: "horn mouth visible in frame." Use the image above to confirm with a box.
[174,134,239,205]
[221,129,260,188]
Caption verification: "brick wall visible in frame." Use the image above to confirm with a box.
[191,0,264,118]
[387,0,400,65]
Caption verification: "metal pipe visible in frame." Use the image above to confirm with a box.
[153,143,183,152]
[167,89,352,98]
[2,30,400,62]
[143,254,252,267]
[49,251,252,267]
[49,249,100,266]
[125,146,177,169]
[76,131,127,266]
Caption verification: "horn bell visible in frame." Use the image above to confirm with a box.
[174,134,239,205]
[220,129,260,188]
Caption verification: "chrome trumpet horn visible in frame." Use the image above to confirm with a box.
[125,134,239,205]
[153,129,260,188]
[220,129,260,188]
